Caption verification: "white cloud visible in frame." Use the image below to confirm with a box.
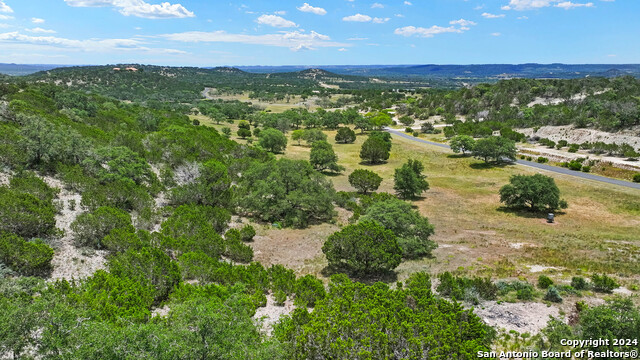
[274,10,287,15]
[491,32,501,36]
[555,1,593,9]
[395,14,405,17]
[371,3,384,8]
[342,13,389,23]
[343,13,372,22]
[449,19,477,27]
[394,25,462,38]
[0,23,9,28]
[256,14,298,28]
[31,18,45,24]
[0,31,186,54]
[0,1,13,13]
[26,27,56,34]
[395,19,476,38]
[297,3,327,15]
[161,30,348,51]
[347,37,368,40]
[64,0,195,19]
[482,12,506,18]
[517,15,528,19]
[502,0,594,10]
[404,1,413,5]
[0,14,12,20]
[338,47,348,51]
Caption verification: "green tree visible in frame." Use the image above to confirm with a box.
[301,128,327,145]
[360,137,390,164]
[399,115,414,126]
[237,159,336,228]
[348,169,382,194]
[361,198,436,259]
[499,174,568,212]
[335,127,356,144]
[472,136,517,163]
[309,140,344,173]
[393,159,429,199]
[291,129,305,145]
[450,135,476,155]
[71,206,133,249]
[258,128,288,153]
[322,221,402,275]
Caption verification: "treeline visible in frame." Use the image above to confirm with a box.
[391,76,640,131]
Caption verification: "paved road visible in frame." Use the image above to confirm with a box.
[385,128,640,190]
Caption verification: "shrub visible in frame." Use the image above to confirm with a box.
[224,229,254,263]
[517,287,534,300]
[591,274,619,293]
[268,264,296,295]
[571,276,589,290]
[581,165,591,172]
[361,197,436,259]
[633,174,640,183]
[544,286,563,303]
[537,157,549,163]
[294,275,326,307]
[412,131,420,137]
[568,144,580,153]
[239,225,256,242]
[81,270,154,323]
[437,272,497,303]
[538,275,554,289]
[567,160,583,171]
[274,289,287,306]
[274,274,492,359]
[160,205,228,259]
[322,221,402,276]
[0,187,57,239]
[9,172,59,203]
[348,169,382,194]
[71,206,132,249]
[405,127,413,133]
[0,232,53,276]
[102,228,145,253]
[108,246,181,303]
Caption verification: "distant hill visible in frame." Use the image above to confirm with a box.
[0,63,72,76]
[238,64,640,82]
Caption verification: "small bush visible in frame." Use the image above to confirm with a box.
[537,157,549,163]
[567,160,583,171]
[538,275,554,289]
[544,286,563,303]
[224,229,254,263]
[571,276,588,290]
[405,127,413,133]
[274,289,287,306]
[71,206,132,249]
[517,287,534,300]
[294,275,326,307]
[239,225,256,242]
[633,174,640,183]
[581,166,591,173]
[591,274,619,293]
[412,131,420,137]
[268,264,296,295]
[0,232,53,276]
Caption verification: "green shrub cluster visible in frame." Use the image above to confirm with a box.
[0,232,53,276]
[437,272,498,304]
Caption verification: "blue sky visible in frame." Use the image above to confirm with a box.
[0,0,635,66]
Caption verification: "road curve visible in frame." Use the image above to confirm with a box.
[385,128,640,190]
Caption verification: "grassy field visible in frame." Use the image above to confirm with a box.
[204,120,640,289]
[202,90,353,113]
